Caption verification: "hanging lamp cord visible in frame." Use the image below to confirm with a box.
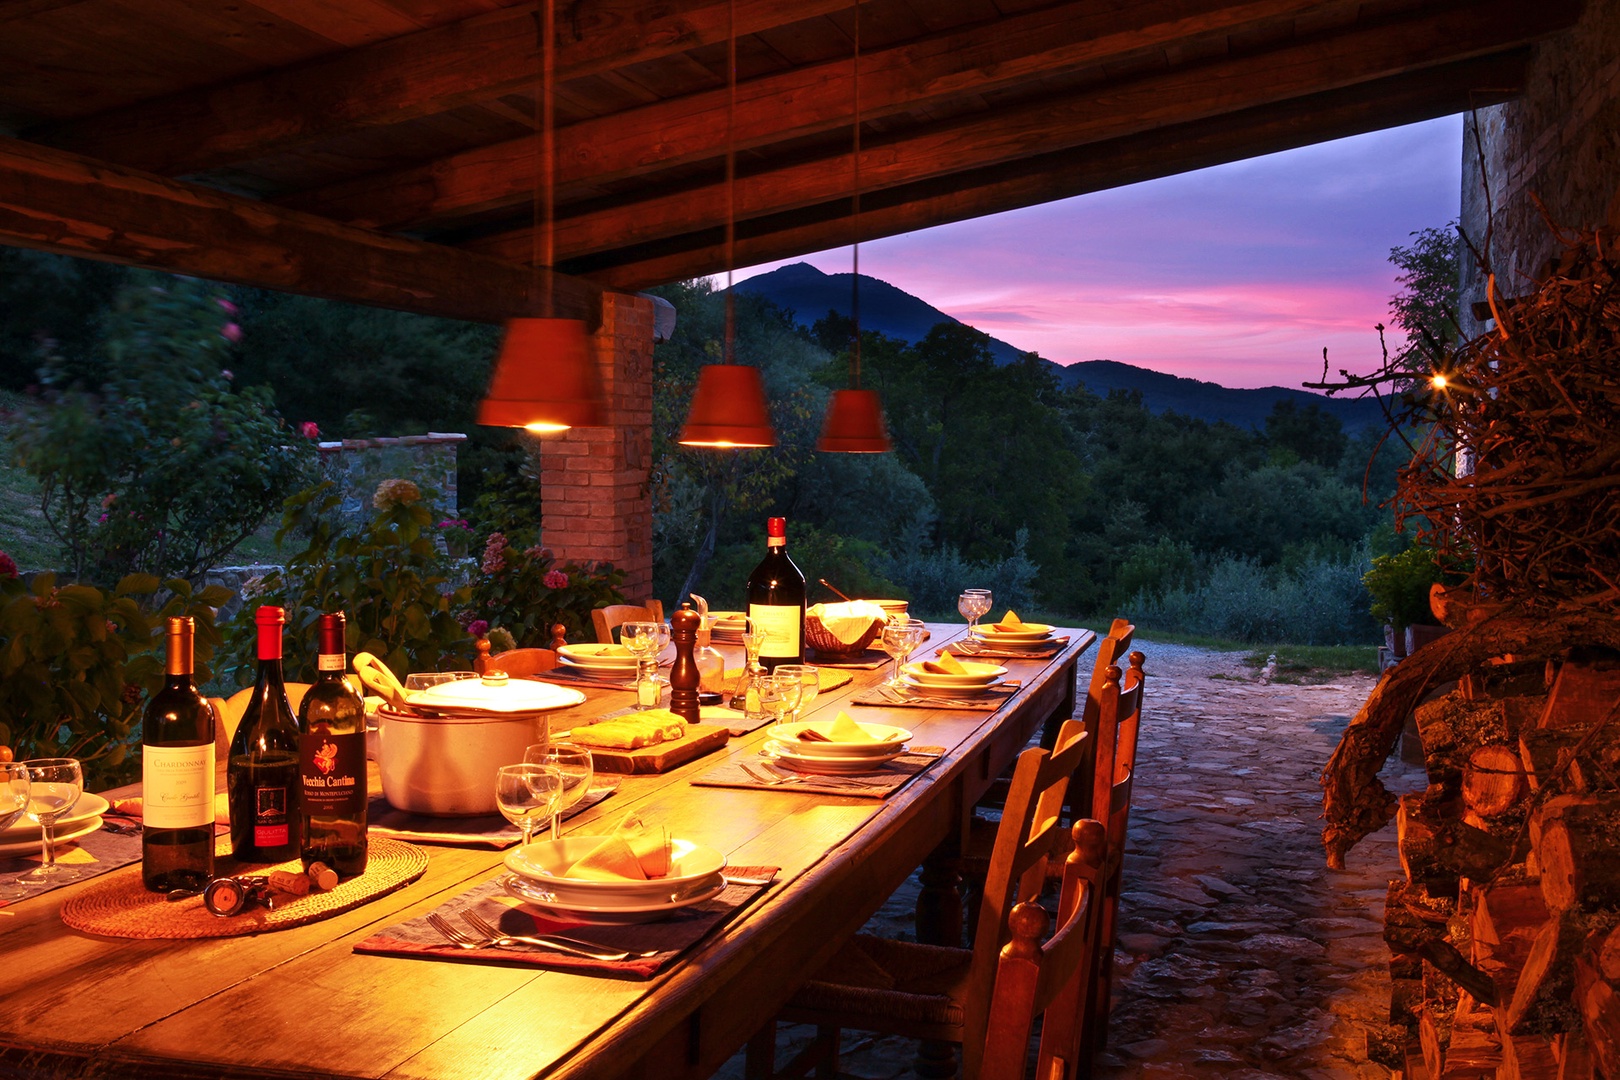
[723,0,738,365]
[529,1,556,319]
[850,0,862,390]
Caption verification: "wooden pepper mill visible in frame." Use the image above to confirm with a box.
[668,603,701,724]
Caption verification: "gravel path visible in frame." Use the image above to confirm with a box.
[718,640,1421,1078]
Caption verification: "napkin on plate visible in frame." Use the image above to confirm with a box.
[991,610,1024,631]
[567,812,671,880]
[922,650,968,675]
[800,711,882,744]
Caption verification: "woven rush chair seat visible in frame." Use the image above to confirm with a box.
[787,936,972,1034]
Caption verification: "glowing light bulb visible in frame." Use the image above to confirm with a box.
[1431,373,1449,390]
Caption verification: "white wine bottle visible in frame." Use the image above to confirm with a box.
[141,617,215,893]
[746,517,806,671]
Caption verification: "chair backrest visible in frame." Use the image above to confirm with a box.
[476,644,558,677]
[1088,650,1146,1058]
[214,682,313,763]
[590,600,665,644]
[981,819,1108,1080]
[961,718,1092,1077]
[1080,618,1134,729]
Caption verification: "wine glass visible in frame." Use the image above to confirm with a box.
[880,619,926,687]
[960,589,992,633]
[20,757,83,886]
[404,671,476,692]
[525,742,593,841]
[495,763,563,850]
[758,674,802,729]
[0,761,30,901]
[774,664,819,722]
[620,620,662,699]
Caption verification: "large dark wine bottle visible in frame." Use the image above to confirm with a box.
[228,605,301,863]
[298,612,368,879]
[141,616,216,893]
[746,516,806,671]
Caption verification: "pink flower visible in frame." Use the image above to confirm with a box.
[221,369,234,381]
[300,421,320,439]
[467,619,490,638]
[481,532,509,574]
[0,551,16,579]
[543,570,569,590]
[221,322,243,343]
[216,298,238,315]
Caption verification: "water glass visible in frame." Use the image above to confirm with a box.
[774,664,820,722]
[959,589,992,632]
[525,742,594,841]
[20,757,83,886]
[495,763,563,849]
[0,761,29,900]
[620,621,663,701]
[880,619,926,687]
[759,674,803,727]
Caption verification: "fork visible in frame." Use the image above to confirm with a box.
[425,911,636,961]
[461,910,658,960]
[739,761,806,786]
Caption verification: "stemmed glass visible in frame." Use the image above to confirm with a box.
[880,619,926,687]
[620,621,662,703]
[758,674,803,729]
[774,664,819,722]
[495,763,563,850]
[20,757,83,886]
[0,761,31,900]
[525,742,593,841]
[959,589,992,633]
[404,672,477,692]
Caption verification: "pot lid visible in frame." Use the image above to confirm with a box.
[412,672,585,714]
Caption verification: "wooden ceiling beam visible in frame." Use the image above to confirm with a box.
[575,51,1529,290]
[283,0,1352,231]
[0,136,600,324]
[29,0,850,177]
[467,0,1574,266]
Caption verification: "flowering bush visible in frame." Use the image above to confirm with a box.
[466,533,624,647]
[0,562,230,789]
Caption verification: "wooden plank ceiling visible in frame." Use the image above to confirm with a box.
[0,0,1584,322]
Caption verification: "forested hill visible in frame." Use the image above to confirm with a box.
[733,262,1384,432]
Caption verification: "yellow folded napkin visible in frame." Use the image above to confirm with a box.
[992,610,1023,632]
[567,812,671,881]
[923,650,968,675]
[824,711,879,743]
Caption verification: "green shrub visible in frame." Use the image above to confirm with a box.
[873,525,1040,619]
[1131,548,1376,645]
[0,561,230,790]
[1363,545,1443,629]
[466,532,624,647]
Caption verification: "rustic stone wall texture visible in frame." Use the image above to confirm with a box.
[1461,0,1620,336]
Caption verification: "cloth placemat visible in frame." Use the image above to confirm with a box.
[944,636,1069,660]
[689,750,943,800]
[368,780,618,848]
[353,865,779,979]
[714,668,857,735]
[0,822,144,904]
[806,650,891,669]
[540,668,637,690]
[850,682,1021,711]
[61,836,428,939]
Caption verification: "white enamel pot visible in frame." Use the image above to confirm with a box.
[375,704,547,816]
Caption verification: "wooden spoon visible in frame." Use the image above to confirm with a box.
[352,652,413,711]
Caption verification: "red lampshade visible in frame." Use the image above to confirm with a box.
[817,388,891,453]
[478,317,605,431]
[678,363,776,448]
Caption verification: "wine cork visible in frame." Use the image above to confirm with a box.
[268,869,310,896]
[307,861,339,891]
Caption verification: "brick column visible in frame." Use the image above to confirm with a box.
[539,291,655,604]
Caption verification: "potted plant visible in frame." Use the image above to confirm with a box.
[1363,545,1446,660]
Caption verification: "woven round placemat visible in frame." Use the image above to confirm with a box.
[61,836,428,939]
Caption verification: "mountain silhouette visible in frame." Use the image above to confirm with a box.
[733,262,1384,432]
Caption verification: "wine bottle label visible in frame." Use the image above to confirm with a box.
[253,786,291,846]
[142,744,216,828]
[748,603,802,659]
[316,653,345,672]
[299,732,365,815]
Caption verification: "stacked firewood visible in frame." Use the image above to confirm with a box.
[1375,650,1620,1079]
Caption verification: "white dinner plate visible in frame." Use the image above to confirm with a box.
[0,791,109,841]
[763,742,905,774]
[559,642,638,663]
[501,873,726,923]
[558,656,638,677]
[899,675,1003,697]
[974,624,1054,641]
[765,720,911,757]
[971,630,1054,649]
[0,816,103,857]
[900,660,1006,688]
[503,836,726,905]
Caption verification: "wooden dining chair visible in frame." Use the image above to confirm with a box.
[474,638,558,676]
[1086,650,1147,1057]
[590,600,665,644]
[212,683,313,767]
[745,721,1102,1080]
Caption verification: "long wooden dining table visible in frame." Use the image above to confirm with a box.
[0,621,1094,1080]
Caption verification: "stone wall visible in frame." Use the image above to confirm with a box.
[315,432,466,530]
[1460,0,1620,337]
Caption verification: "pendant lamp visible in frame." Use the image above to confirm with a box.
[816,0,891,454]
[479,0,605,432]
[677,0,776,449]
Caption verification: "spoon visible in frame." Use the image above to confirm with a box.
[818,578,854,603]
[352,652,415,711]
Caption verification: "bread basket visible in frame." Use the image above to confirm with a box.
[804,601,887,659]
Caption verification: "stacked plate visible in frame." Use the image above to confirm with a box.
[708,611,747,644]
[502,835,727,923]
[763,720,912,775]
[971,620,1058,651]
[0,791,108,857]
[556,643,640,679]
[899,659,1007,697]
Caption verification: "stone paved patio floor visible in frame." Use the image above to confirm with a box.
[717,639,1424,1078]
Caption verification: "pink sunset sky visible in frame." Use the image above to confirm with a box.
[735,115,1464,391]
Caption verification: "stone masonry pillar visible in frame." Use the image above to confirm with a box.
[538,291,655,605]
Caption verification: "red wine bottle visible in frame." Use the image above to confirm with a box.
[746,516,806,671]
[298,613,368,879]
[141,616,216,893]
[228,605,301,863]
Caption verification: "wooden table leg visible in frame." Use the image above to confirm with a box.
[914,844,964,1078]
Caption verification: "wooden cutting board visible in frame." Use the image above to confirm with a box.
[579,723,730,774]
